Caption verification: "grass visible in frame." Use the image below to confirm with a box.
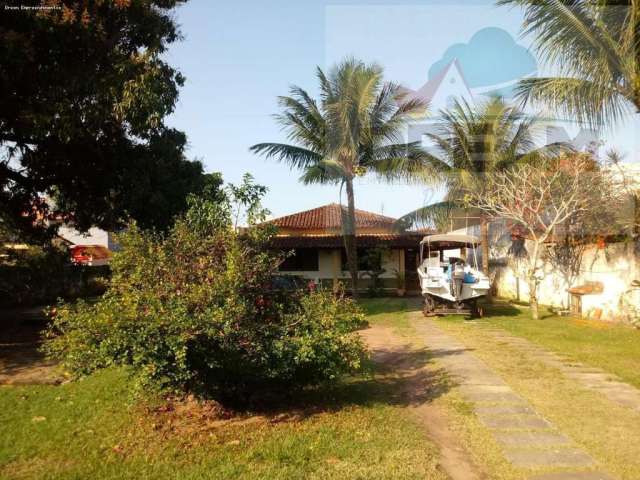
[430,306,640,480]
[360,297,640,480]
[440,301,640,389]
[360,297,418,338]
[0,340,447,479]
[362,297,522,480]
[7,297,637,479]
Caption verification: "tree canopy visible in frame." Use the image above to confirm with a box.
[399,97,565,230]
[499,0,639,128]
[0,0,214,240]
[251,58,430,295]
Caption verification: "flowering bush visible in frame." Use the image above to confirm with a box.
[44,189,366,402]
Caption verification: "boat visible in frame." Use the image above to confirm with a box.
[417,233,490,317]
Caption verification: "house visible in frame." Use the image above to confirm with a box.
[55,225,118,265]
[266,203,428,294]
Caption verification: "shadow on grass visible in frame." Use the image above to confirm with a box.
[481,302,523,318]
[246,344,453,419]
[0,305,62,385]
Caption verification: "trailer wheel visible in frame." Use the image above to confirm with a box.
[472,301,484,318]
[423,296,435,317]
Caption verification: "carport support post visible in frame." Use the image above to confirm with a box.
[480,216,492,302]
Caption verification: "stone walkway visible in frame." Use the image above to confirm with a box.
[413,318,616,480]
[481,329,640,414]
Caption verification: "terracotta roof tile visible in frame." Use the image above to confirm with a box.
[269,203,398,230]
[269,234,426,249]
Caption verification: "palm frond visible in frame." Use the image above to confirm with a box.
[298,159,345,185]
[397,200,461,231]
[514,76,632,128]
[498,0,638,126]
[249,143,322,169]
[369,142,441,184]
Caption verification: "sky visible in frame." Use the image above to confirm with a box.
[165,0,640,220]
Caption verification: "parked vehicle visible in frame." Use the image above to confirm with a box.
[270,275,308,292]
[417,234,490,317]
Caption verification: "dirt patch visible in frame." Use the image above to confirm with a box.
[129,393,309,453]
[0,306,63,385]
[361,325,484,480]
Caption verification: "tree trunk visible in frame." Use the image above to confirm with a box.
[528,241,541,320]
[480,215,492,301]
[528,275,539,320]
[344,178,359,298]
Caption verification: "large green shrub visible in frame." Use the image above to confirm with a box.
[44,187,366,401]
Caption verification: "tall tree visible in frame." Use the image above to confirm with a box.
[251,58,429,296]
[0,0,210,239]
[467,156,623,319]
[498,0,640,128]
[400,98,565,283]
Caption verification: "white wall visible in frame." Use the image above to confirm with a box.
[494,240,638,321]
[58,226,109,247]
[280,248,403,281]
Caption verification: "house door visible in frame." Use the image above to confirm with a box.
[404,248,420,293]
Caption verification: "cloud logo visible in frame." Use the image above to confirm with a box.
[428,27,536,93]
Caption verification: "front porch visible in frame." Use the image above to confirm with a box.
[271,235,423,295]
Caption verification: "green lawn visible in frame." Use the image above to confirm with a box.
[360,297,640,480]
[443,301,640,389]
[363,297,640,389]
[427,302,640,480]
[5,298,637,480]
[0,351,446,479]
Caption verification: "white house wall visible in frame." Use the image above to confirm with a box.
[494,240,638,321]
[282,248,403,281]
[58,226,111,248]
[447,222,639,320]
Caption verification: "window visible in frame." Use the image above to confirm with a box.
[341,248,384,272]
[278,248,319,271]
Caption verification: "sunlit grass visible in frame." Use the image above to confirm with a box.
[437,302,640,389]
[432,310,640,480]
[0,321,447,480]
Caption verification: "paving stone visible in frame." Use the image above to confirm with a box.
[599,391,640,408]
[565,372,616,382]
[443,366,491,377]
[461,390,527,404]
[479,414,552,430]
[456,375,508,386]
[591,382,639,393]
[417,320,613,477]
[527,472,616,480]
[494,431,571,447]
[442,366,495,379]
[459,384,512,394]
[503,449,594,468]
[474,404,534,416]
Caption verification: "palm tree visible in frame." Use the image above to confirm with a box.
[498,0,639,128]
[400,97,566,281]
[250,58,430,296]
